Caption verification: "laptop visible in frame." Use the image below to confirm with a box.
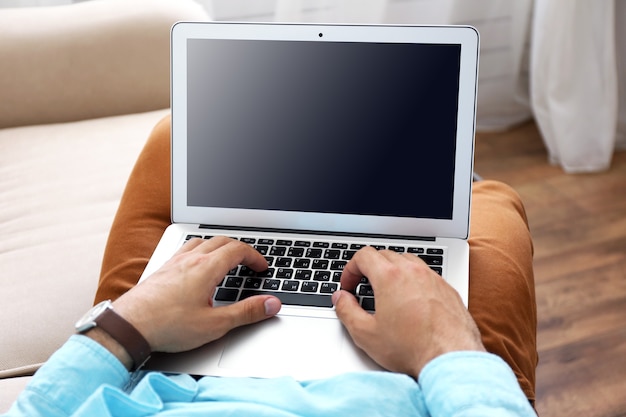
[138,21,479,380]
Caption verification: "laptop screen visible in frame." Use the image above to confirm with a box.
[186,38,461,220]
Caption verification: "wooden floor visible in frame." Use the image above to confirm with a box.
[474,121,626,417]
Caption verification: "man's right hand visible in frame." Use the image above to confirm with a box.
[332,247,485,379]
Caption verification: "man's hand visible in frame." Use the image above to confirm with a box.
[111,236,282,354]
[333,247,485,378]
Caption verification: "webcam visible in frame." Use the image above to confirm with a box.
[318,33,323,38]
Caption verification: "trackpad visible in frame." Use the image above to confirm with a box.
[219,314,347,379]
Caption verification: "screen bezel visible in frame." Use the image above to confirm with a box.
[170,22,478,239]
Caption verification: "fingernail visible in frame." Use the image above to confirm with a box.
[264,297,281,316]
[331,290,341,306]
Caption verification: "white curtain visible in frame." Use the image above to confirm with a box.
[531,0,625,173]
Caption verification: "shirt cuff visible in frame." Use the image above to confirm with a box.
[418,351,535,416]
[20,335,131,416]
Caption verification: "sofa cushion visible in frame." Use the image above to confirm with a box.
[0,376,31,414]
[0,0,208,128]
[0,109,169,378]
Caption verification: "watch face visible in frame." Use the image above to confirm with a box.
[75,300,112,333]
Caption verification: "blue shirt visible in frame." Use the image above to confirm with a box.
[5,335,535,416]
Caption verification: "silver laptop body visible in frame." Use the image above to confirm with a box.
[139,21,479,380]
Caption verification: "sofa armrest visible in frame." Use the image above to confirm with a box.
[0,0,208,128]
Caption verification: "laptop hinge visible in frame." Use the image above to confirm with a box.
[198,224,436,242]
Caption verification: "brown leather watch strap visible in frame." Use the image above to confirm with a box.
[96,307,151,371]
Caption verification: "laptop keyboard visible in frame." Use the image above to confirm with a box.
[184,234,445,312]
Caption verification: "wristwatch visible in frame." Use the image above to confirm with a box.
[75,300,151,371]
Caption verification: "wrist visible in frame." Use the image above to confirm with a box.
[75,300,152,371]
[85,327,134,370]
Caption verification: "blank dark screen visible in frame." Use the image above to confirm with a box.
[186,38,460,219]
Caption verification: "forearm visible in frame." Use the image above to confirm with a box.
[419,351,535,416]
[5,336,130,417]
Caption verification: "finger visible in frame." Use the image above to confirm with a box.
[332,290,375,349]
[400,251,430,266]
[197,236,268,271]
[173,235,234,258]
[175,237,205,254]
[183,239,267,287]
[208,239,268,274]
[188,235,239,254]
[212,295,282,336]
[340,246,381,291]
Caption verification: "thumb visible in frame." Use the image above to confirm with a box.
[218,295,282,332]
[333,290,374,344]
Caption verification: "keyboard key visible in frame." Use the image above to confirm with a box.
[275,257,292,267]
[263,279,281,291]
[276,239,293,246]
[331,242,348,249]
[294,241,311,247]
[427,248,444,255]
[358,285,374,297]
[313,271,331,281]
[281,280,300,291]
[388,246,405,253]
[408,247,425,254]
[361,297,375,311]
[254,245,269,255]
[270,246,286,256]
[295,269,312,280]
[311,259,329,269]
[342,250,357,260]
[256,268,274,278]
[240,237,256,244]
[332,272,342,282]
[287,247,305,257]
[215,288,239,302]
[293,258,311,268]
[276,268,294,279]
[418,255,443,266]
[301,282,319,293]
[306,248,323,258]
[239,266,256,276]
[330,260,347,270]
[350,243,366,250]
[258,238,274,245]
[239,290,332,308]
[244,278,262,289]
[313,241,329,248]
[224,277,243,288]
[324,249,341,259]
[320,282,338,293]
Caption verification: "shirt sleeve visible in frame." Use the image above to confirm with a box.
[418,351,536,417]
[5,335,131,417]
[5,338,535,417]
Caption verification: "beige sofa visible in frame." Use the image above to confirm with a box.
[0,0,209,411]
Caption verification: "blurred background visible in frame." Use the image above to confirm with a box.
[2,0,625,173]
